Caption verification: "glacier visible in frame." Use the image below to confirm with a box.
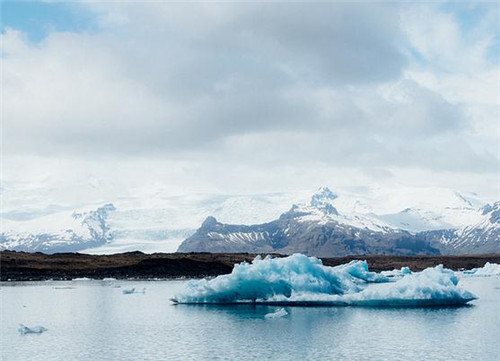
[172,254,476,307]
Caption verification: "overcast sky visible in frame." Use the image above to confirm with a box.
[1,1,499,207]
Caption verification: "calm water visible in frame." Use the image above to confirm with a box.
[1,277,499,361]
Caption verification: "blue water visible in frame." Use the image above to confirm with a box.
[1,277,499,360]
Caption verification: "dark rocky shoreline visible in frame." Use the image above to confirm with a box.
[1,250,499,281]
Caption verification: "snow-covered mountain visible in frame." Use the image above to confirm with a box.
[421,202,500,254]
[0,204,115,253]
[178,187,499,256]
[1,186,497,255]
[178,188,441,256]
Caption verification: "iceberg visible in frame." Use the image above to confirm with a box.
[172,254,476,307]
[265,308,288,319]
[18,324,47,335]
[463,262,500,277]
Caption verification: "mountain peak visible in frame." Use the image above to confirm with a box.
[482,201,500,224]
[201,216,219,228]
[310,187,339,215]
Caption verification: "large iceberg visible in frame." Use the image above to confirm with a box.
[172,254,476,307]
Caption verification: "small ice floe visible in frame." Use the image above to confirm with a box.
[18,324,47,335]
[72,277,92,281]
[381,267,412,278]
[463,263,500,277]
[102,278,117,281]
[265,308,288,319]
[122,288,146,295]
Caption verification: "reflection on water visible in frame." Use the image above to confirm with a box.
[1,278,499,361]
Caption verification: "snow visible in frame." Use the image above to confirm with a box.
[462,263,500,277]
[265,308,288,319]
[1,185,494,253]
[172,254,476,307]
[18,324,47,335]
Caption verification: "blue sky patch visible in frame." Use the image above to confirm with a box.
[0,1,98,42]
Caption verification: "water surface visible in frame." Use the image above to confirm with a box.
[1,278,499,360]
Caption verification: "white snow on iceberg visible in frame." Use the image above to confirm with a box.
[172,254,476,307]
[462,262,500,277]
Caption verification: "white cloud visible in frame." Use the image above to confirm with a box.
[1,2,499,205]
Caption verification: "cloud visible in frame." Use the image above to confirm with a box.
[1,2,499,201]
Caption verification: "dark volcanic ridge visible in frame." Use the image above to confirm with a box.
[1,250,499,281]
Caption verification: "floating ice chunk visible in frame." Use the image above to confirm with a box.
[18,324,47,335]
[122,287,146,295]
[72,277,92,281]
[265,308,288,319]
[345,265,475,307]
[102,278,117,281]
[172,254,475,307]
[463,263,500,277]
[381,267,412,278]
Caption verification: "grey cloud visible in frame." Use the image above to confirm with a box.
[2,2,498,180]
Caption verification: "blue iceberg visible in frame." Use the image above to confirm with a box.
[172,254,476,307]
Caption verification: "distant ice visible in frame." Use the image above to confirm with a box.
[463,263,500,277]
[172,254,476,307]
[18,324,47,335]
[265,308,288,319]
[122,288,146,295]
[381,267,412,278]
[72,277,92,281]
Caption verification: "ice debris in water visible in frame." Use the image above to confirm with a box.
[18,324,47,335]
[463,262,500,277]
[265,308,288,319]
[172,254,476,307]
[122,287,146,295]
[72,277,92,281]
[381,267,412,278]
